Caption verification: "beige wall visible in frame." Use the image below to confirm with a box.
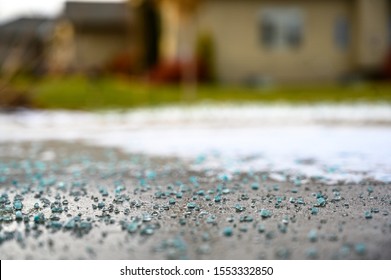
[197,0,360,83]
[354,0,389,70]
[73,31,130,70]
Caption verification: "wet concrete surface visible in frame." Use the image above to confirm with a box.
[0,141,390,259]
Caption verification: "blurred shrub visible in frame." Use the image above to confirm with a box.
[0,86,32,109]
[196,32,216,82]
[383,48,391,80]
[106,51,136,75]
[148,60,209,84]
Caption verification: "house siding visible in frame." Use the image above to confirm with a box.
[196,0,355,83]
[72,30,130,70]
[354,0,389,70]
[195,0,388,83]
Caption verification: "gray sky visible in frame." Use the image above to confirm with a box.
[0,0,123,23]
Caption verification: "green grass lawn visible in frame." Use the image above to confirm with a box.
[9,75,391,110]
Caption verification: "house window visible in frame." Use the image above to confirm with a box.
[260,8,304,50]
[334,16,350,50]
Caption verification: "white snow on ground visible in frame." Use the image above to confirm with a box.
[1,103,391,184]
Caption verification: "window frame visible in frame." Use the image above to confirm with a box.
[259,7,304,51]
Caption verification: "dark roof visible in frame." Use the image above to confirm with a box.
[64,1,130,28]
[0,17,54,41]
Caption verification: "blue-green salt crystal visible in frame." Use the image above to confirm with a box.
[371,208,379,213]
[278,223,287,234]
[187,202,197,209]
[222,188,230,194]
[222,227,233,237]
[204,195,211,201]
[49,221,63,229]
[316,197,326,207]
[202,232,210,241]
[258,224,265,233]
[140,226,154,235]
[241,194,249,200]
[162,205,169,211]
[169,198,176,205]
[240,215,253,222]
[154,191,163,198]
[127,222,138,233]
[219,174,230,182]
[195,155,206,164]
[197,190,205,196]
[64,218,76,229]
[289,197,296,203]
[189,176,198,184]
[99,187,109,197]
[239,225,248,232]
[50,214,61,221]
[206,215,216,224]
[2,205,13,213]
[142,214,152,222]
[34,213,45,224]
[2,215,13,222]
[355,243,366,255]
[139,178,146,186]
[251,183,259,190]
[0,176,7,184]
[80,221,92,231]
[364,211,372,219]
[51,207,63,213]
[57,181,66,189]
[339,245,351,257]
[306,248,318,259]
[115,185,125,193]
[259,209,271,218]
[13,200,23,210]
[311,207,319,215]
[308,229,318,242]
[15,211,23,221]
[147,171,156,180]
[235,204,245,212]
[266,231,275,240]
[176,192,183,199]
[214,195,221,203]
[98,202,105,209]
[367,186,373,194]
[315,192,323,198]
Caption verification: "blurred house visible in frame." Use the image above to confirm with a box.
[155,0,391,83]
[61,1,135,73]
[1,0,390,83]
[0,17,54,76]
